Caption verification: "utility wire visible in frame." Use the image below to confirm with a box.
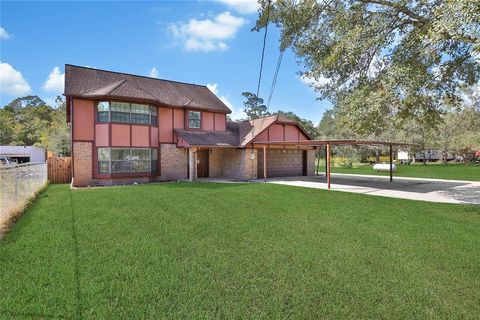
[256,0,271,97]
[267,50,284,110]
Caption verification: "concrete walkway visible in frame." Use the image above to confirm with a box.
[265,174,480,205]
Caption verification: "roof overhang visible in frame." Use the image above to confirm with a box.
[65,94,231,114]
[252,139,417,147]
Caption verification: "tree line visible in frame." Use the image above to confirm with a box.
[0,96,70,156]
[242,90,480,163]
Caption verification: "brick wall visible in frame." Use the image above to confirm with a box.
[160,144,188,181]
[306,149,315,176]
[73,141,93,187]
[209,148,257,180]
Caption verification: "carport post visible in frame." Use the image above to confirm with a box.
[327,143,331,190]
[263,144,267,182]
[324,145,328,176]
[389,144,393,182]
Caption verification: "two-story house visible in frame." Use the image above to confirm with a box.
[65,65,315,186]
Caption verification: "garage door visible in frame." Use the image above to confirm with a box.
[257,149,306,178]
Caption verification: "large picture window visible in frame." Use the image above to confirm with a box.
[97,148,158,174]
[96,101,157,126]
[188,111,201,129]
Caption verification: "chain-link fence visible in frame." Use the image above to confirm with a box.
[0,163,48,230]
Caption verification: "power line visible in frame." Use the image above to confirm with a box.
[267,50,284,110]
[256,0,271,98]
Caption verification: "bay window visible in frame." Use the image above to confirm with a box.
[188,111,201,129]
[96,101,157,125]
[97,148,158,174]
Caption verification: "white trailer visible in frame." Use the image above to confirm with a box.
[0,146,46,163]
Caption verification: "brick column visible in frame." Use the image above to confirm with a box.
[73,141,93,186]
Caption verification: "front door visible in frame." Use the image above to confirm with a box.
[197,150,209,178]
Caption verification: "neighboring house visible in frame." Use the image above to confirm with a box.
[398,149,455,162]
[0,146,46,163]
[64,65,315,187]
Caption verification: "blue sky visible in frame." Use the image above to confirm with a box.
[0,0,331,122]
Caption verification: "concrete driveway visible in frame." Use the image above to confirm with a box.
[265,173,480,205]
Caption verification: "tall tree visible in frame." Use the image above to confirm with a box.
[256,0,480,132]
[242,92,269,119]
[1,95,71,156]
[40,96,71,156]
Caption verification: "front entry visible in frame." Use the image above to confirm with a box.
[196,149,209,178]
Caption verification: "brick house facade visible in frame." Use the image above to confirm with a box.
[65,65,315,187]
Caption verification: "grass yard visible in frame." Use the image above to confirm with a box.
[317,162,480,181]
[1,183,480,319]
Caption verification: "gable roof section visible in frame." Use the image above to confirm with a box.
[238,114,311,147]
[64,65,231,113]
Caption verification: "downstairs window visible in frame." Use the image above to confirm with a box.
[97,148,158,174]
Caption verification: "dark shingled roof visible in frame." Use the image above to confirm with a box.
[175,122,240,147]
[174,115,311,147]
[64,65,231,113]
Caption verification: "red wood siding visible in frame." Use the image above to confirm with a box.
[203,112,214,131]
[150,127,159,147]
[174,109,184,129]
[95,124,109,146]
[214,113,226,131]
[269,124,284,141]
[111,124,130,146]
[159,108,173,142]
[131,125,150,147]
[73,99,94,141]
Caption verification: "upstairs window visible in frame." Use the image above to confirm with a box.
[188,111,201,129]
[96,101,157,126]
[97,102,110,123]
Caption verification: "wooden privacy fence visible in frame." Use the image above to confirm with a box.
[47,151,72,183]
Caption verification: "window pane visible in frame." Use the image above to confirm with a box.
[97,101,109,112]
[131,148,150,160]
[189,119,200,128]
[111,102,130,112]
[132,160,150,172]
[188,111,201,128]
[97,102,110,123]
[150,106,157,116]
[111,161,131,173]
[151,160,158,173]
[189,111,200,120]
[131,103,150,114]
[150,115,158,126]
[98,111,109,122]
[151,148,157,160]
[111,111,130,123]
[98,161,110,174]
[98,148,110,161]
[111,149,131,161]
[131,113,150,124]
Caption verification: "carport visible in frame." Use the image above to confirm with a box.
[253,140,414,189]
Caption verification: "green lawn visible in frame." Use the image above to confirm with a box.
[1,183,480,319]
[317,162,480,181]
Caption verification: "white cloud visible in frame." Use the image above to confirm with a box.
[149,67,159,78]
[169,11,247,52]
[300,74,331,87]
[207,82,245,120]
[43,66,65,93]
[215,0,260,14]
[0,27,11,39]
[0,62,31,96]
[206,83,219,94]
